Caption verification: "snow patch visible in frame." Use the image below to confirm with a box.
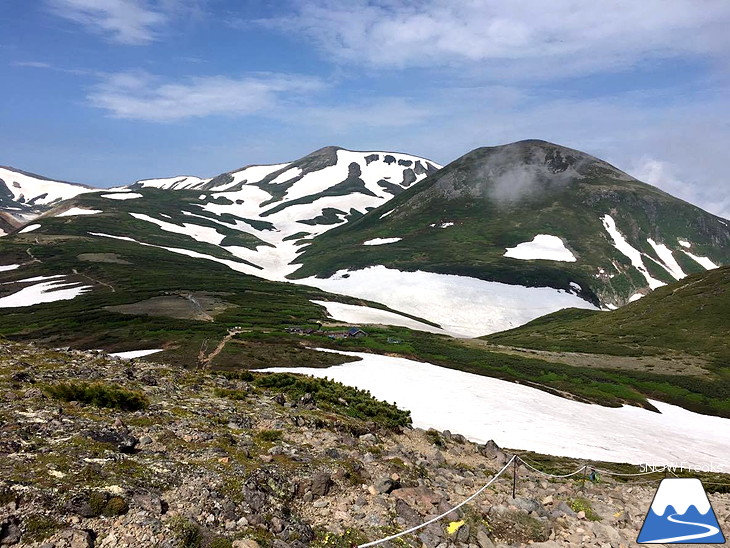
[263,350,730,469]
[379,210,394,219]
[18,224,41,233]
[569,282,582,292]
[504,234,576,262]
[56,208,102,217]
[129,213,225,246]
[0,265,20,272]
[311,300,447,335]
[646,238,686,280]
[601,215,665,289]
[0,277,91,308]
[629,293,644,302]
[363,237,402,246]
[604,303,618,310]
[678,239,691,248]
[101,193,143,200]
[268,167,303,185]
[299,266,597,338]
[109,349,163,359]
[682,251,719,270]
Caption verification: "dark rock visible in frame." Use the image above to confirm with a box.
[394,498,421,527]
[512,497,546,516]
[480,439,508,464]
[476,525,496,548]
[436,499,460,521]
[310,473,332,497]
[374,477,399,494]
[10,371,34,384]
[118,435,139,454]
[133,492,167,515]
[23,387,43,399]
[555,501,577,517]
[456,523,471,543]
[85,428,137,451]
[273,393,286,406]
[57,528,95,548]
[0,515,21,545]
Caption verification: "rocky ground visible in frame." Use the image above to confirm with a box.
[0,341,728,548]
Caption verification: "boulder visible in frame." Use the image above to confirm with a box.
[310,473,332,497]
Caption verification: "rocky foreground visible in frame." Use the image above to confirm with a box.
[0,341,728,548]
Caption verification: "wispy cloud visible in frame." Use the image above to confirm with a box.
[88,71,325,121]
[12,61,53,69]
[46,0,169,45]
[283,97,435,131]
[263,0,730,77]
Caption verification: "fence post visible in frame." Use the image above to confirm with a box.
[512,457,518,499]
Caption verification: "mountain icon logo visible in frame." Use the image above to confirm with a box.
[637,478,726,544]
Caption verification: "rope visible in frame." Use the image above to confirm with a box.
[517,457,587,479]
[357,456,516,548]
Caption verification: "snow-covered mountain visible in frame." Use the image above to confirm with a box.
[0,166,95,234]
[1,141,727,337]
[293,141,729,323]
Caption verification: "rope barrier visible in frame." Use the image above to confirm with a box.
[516,456,588,479]
[357,456,517,548]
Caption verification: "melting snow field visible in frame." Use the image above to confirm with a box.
[683,251,719,270]
[0,275,91,308]
[56,208,103,217]
[109,349,164,359]
[300,266,596,337]
[264,350,730,469]
[363,237,402,246]
[503,234,576,262]
[101,193,143,200]
[310,300,448,335]
[19,224,41,234]
[0,265,20,272]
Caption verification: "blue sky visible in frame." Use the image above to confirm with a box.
[1,0,729,217]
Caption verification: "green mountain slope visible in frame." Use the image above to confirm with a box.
[485,265,730,365]
[291,140,729,308]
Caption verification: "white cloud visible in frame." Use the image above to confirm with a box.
[282,97,435,130]
[46,0,169,44]
[88,71,324,121]
[264,0,730,75]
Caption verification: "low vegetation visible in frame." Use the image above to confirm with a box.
[43,381,148,411]
[252,372,411,429]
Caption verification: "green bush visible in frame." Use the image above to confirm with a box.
[567,497,601,521]
[253,373,411,429]
[169,516,202,548]
[43,381,148,411]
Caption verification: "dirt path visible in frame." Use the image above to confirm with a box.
[198,327,243,368]
[72,268,116,293]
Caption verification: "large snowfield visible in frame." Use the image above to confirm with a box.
[300,266,596,337]
[265,350,730,470]
[0,275,91,308]
[310,300,448,335]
